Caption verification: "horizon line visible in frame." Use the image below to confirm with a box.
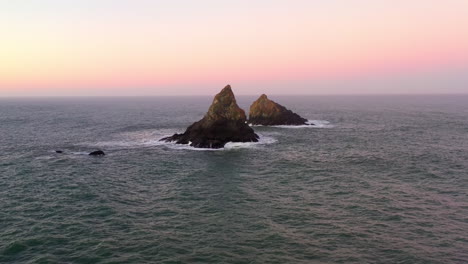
[1,93,468,98]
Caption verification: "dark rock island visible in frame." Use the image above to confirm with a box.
[248,94,309,126]
[89,150,105,156]
[161,85,259,149]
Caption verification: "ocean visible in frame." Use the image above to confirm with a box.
[1,95,467,263]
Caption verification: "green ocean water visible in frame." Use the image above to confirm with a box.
[1,95,467,263]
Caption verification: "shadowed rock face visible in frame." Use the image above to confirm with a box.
[161,85,259,148]
[248,94,308,125]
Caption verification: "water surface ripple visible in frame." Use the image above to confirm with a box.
[1,95,467,263]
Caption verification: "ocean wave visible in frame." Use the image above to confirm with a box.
[82,129,277,151]
[224,135,277,149]
[157,134,277,151]
[70,151,91,155]
[40,150,100,158]
[251,120,334,128]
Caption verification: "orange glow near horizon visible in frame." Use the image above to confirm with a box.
[1,0,468,95]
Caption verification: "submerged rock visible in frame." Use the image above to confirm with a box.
[248,94,309,126]
[89,150,105,156]
[161,85,259,148]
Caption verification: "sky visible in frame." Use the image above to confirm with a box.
[1,0,468,96]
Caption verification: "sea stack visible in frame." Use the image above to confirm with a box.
[161,85,259,148]
[248,94,309,126]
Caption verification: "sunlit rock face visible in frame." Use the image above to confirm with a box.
[248,94,308,126]
[161,85,259,148]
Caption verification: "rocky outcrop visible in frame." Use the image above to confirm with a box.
[248,94,309,125]
[89,150,105,156]
[161,85,259,148]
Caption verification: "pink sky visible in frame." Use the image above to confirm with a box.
[1,0,468,96]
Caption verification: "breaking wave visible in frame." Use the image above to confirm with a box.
[80,129,277,151]
[251,120,334,128]
[149,134,276,151]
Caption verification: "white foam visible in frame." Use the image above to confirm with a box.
[308,120,334,128]
[161,134,277,151]
[35,155,54,160]
[251,120,333,128]
[82,128,175,149]
[81,129,277,151]
[71,151,90,155]
[161,142,222,151]
[224,135,277,150]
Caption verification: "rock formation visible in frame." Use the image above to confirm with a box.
[89,150,105,156]
[161,85,259,148]
[248,94,309,126]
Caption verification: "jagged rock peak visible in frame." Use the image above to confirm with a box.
[160,85,258,148]
[248,94,309,126]
[206,85,246,122]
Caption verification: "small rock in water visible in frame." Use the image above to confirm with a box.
[55,150,63,154]
[89,150,105,156]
